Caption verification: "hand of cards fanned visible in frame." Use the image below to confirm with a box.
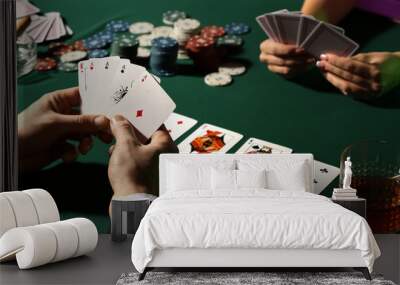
[78,56,175,138]
[256,9,359,58]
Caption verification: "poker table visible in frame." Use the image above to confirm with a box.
[18,0,400,233]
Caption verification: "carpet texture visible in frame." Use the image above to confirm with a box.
[117,272,395,285]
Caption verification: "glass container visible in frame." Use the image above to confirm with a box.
[17,33,37,77]
[340,140,400,233]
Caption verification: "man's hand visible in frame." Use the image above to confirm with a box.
[316,52,400,99]
[18,87,112,173]
[107,115,178,198]
[259,39,315,78]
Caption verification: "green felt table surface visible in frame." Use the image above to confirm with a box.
[18,0,400,233]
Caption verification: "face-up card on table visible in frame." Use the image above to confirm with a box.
[164,113,198,141]
[313,160,340,194]
[235,137,293,154]
[109,71,176,138]
[274,13,301,45]
[300,22,358,58]
[178,123,243,154]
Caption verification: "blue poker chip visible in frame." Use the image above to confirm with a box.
[106,20,130,33]
[224,22,250,35]
[88,49,109,58]
[83,36,107,49]
[93,30,115,44]
[151,37,178,50]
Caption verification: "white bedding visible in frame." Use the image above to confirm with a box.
[131,190,380,273]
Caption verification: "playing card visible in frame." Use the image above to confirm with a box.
[80,57,125,114]
[109,70,176,138]
[274,13,302,45]
[105,62,147,114]
[235,137,293,154]
[256,14,278,41]
[300,22,358,58]
[297,16,344,46]
[16,0,40,19]
[178,123,243,154]
[164,113,198,141]
[46,12,64,41]
[313,160,340,194]
[264,14,282,43]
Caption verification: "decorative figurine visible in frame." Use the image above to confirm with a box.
[343,156,353,189]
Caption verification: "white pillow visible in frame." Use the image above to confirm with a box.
[211,168,236,189]
[167,161,235,191]
[236,169,267,189]
[211,169,268,190]
[238,159,310,192]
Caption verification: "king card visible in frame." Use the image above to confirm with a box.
[178,124,243,154]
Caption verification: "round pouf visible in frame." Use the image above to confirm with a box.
[150,37,178,77]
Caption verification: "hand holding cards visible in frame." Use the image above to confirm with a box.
[256,10,359,58]
[78,56,175,138]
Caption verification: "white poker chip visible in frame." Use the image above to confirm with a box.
[204,72,232,87]
[129,22,154,35]
[174,18,200,31]
[218,62,246,76]
[151,26,173,37]
[137,34,155,47]
[177,49,189,60]
[60,51,87,63]
[137,47,150,58]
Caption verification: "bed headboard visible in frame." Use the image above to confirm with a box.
[159,154,314,196]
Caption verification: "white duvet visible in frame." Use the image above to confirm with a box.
[131,190,380,273]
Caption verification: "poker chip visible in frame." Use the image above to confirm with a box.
[150,37,178,77]
[204,72,232,87]
[217,35,243,47]
[151,26,173,38]
[57,61,78,72]
[106,20,130,32]
[177,48,189,60]
[224,22,250,35]
[201,26,225,38]
[137,47,150,58]
[60,50,87,63]
[35,57,57,71]
[137,34,155,47]
[172,18,201,46]
[110,34,139,60]
[83,36,107,49]
[218,62,246,76]
[94,30,114,44]
[72,40,86,51]
[87,49,109,58]
[48,43,74,56]
[129,22,154,35]
[162,10,186,25]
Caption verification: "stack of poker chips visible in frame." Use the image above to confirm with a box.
[172,18,201,46]
[216,34,244,55]
[332,188,358,200]
[111,34,139,62]
[162,10,187,26]
[185,35,220,72]
[150,37,179,77]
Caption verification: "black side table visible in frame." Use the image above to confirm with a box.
[331,198,366,219]
[111,194,156,242]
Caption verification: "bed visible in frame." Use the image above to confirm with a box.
[131,154,380,280]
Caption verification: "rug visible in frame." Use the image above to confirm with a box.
[116,272,396,285]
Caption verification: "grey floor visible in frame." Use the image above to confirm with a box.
[1,235,398,285]
[0,235,134,285]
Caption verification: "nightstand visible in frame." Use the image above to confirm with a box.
[331,198,366,219]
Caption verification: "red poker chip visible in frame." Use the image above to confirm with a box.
[185,35,215,52]
[73,40,86,51]
[35,57,57,71]
[201,25,225,38]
